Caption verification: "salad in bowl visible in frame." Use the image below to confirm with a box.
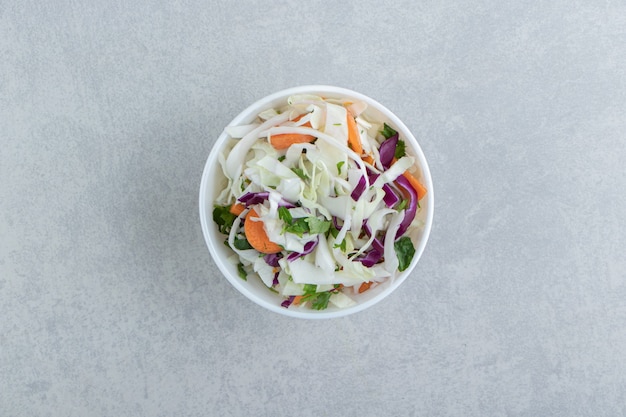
[199,86,433,318]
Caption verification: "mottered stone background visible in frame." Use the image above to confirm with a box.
[1,1,625,416]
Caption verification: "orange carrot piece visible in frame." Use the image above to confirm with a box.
[229,203,245,216]
[362,155,375,165]
[244,208,282,254]
[346,112,362,154]
[270,133,316,150]
[270,114,315,150]
[358,282,372,293]
[292,295,303,305]
[391,157,427,200]
[402,170,428,201]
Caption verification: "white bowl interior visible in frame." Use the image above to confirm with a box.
[199,85,434,318]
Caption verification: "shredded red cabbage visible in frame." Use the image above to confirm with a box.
[363,223,386,253]
[395,175,418,238]
[378,134,399,169]
[372,236,385,253]
[238,192,295,208]
[350,175,367,201]
[332,216,343,230]
[357,249,383,267]
[281,295,295,308]
[382,184,400,207]
[238,191,269,206]
[264,253,282,267]
[286,238,318,261]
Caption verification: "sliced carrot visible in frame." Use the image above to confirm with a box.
[402,170,428,201]
[346,112,362,154]
[229,202,245,216]
[292,295,303,305]
[270,114,315,150]
[362,155,375,165]
[244,208,282,254]
[391,157,427,200]
[358,282,372,293]
[270,133,316,150]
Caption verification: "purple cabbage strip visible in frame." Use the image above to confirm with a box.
[272,272,280,286]
[263,253,282,267]
[281,295,295,308]
[238,191,295,208]
[378,133,399,169]
[363,220,386,253]
[238,191,269,206]
[382,183,400,207]
[332,216,343,231]
[395,174,418,238]
[286,238,318,261]
[372,237,385,253]
[350,175,367,201]
[357,249,383,267]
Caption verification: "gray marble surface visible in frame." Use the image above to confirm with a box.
[1,1,625,416]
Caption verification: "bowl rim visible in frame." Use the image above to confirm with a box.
[199,85,434,319]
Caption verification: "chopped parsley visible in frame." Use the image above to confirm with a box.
[233,237,253,250]
[311,292,332,310]
[284,218,309,237]
[394,139,406,159]
[278,206,292,223]
[291,167,308,180]
[336,160,345,175]
[237,263,247,280]
[305,217,331,235]
[212,205,237,235]
[396,199,408,211]
[296,284,334,310]
[381,123,398,139]
[279,208,330,237]
[333,238,347,252]
[394,236,415,272]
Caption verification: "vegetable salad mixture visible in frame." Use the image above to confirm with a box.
[213,95,427,310]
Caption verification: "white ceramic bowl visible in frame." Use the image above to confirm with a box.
[199,85,434,319]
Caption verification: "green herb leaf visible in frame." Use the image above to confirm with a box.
[237,263,247,280]
[278,206,292,223]
[305,217,331,235]
[394,236,415,272]
[212,205,237,235]
[233,237,253,250]
[396,199,408,211]
[394,139,406,159]
[381,123,398,139]
[336,160,345,175]
[303,283,317,296]
[284,218,309,237]
[291,167,308,180]
[333,239,347,252]
[311,292,332,310]
[278,155,286,162]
